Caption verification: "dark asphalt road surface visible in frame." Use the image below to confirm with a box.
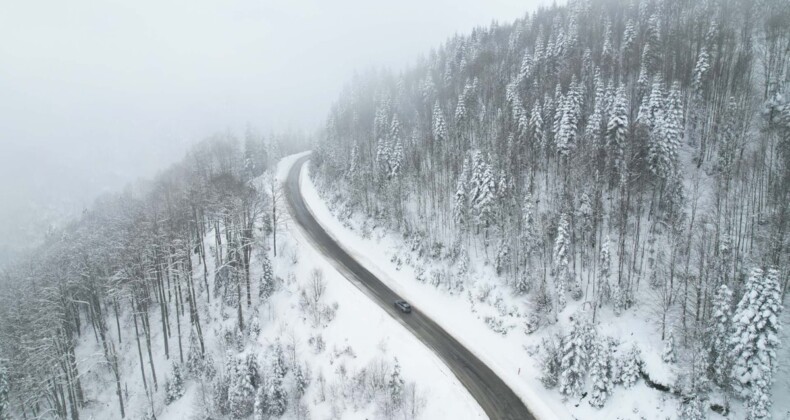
[285,155,536,420]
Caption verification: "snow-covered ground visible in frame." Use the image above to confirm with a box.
[299,159,735,420]
[74,153,482,420]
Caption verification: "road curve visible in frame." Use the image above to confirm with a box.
[284,154,536,420]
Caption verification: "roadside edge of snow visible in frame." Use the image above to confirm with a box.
[294,156,561,420]
[278,152,487,420]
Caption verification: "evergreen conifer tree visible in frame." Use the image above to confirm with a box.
[559,316,589,397]
[260,252,275,300]
[620,344,643,388]
[729,268,782,419]
[389,358,405,409]
[709,283,733,387]
[607,86,629,180]
[553,213,571,310]
[588,336,613,408]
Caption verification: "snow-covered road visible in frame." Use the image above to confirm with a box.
[284,154,534,420]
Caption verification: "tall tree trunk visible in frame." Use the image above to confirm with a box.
[131,298,149,394]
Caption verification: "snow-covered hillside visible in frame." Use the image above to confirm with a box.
[309,0,790,418]
[304,161,697,419]
[0,147,484,420]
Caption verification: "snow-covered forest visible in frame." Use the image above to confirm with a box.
[1,0,789,419]
[0,139,473,419]
[310,0,790,418]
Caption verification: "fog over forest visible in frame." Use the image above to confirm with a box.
[0,0,547,263]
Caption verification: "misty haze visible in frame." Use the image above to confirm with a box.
[0,0,788,419]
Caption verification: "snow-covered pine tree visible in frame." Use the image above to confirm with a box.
[454,158,470,227]
[375,136,392,181]
[468,151,496,229]
[662,332,676,364]
[611,280,624,316]
[678,395,705,420]
[212,371,231,415]
[598,235,612,305]
[273,341,288,377]
[347,144,359,180]
[521,192,538,257]
[729,268,782,418]
[186,331,205,377]
[586,68,605,147]
[432,102,448,146]
[532,280,554,324]
[553,213,571,310]
[294,363,309,399]
[620,344,643,388]
[559,316,589,397]
[228,358,255,417]
[254,384,270,420]
[268,352,288,417]
[495,170,513,221]
[607,86,629,181]
[455,93,467,124]
[637,48,651,95]
[692,46,710,95]
[648,81,682,182]
[373,95,391,142]
[709,283,733,387]
[246,353,261,389]
[165,363,186,405]
[553,84,564,138]
[556,87,579,158]
[621,18,636,60]
[533,30,545,62]
[517,109,530,144]
[646,78,665,129]
[518,48,533,84]
[644,13,661,72]
[204,353,217,380]
[389,358,405,409]
[600,21,614,75]
[635,75,650,121]
[495,239,511,276]
[389,115,403,178]
[539,335,562,388]
[556,108,572,159]
[529,100,545,153]
[260,252,274,300]
[588,335,613,408]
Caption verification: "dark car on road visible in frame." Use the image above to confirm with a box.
[394,300,412,313]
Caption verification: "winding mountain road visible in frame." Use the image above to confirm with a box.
[284,155,536,420]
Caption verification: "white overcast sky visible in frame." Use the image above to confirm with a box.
[0,0,550,254]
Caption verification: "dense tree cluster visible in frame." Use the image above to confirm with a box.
[0,133,275,419]
[313,0,788,416]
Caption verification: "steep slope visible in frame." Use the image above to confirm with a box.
[311,0,790,418]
